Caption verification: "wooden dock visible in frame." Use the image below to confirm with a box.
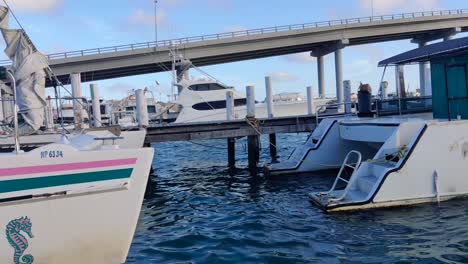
[144,114,340,143]
[144,113,346,175]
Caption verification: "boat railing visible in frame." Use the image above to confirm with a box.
[0,9,467,65]
[375,96,432,117]
[318,150,362,203]
[315,102,358,125]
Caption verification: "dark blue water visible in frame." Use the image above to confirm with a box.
[127,134,468,263]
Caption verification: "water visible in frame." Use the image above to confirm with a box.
[127,134,468,263]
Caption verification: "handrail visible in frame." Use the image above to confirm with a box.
[1,8,467,65]
[319,150,362,202]
[315,101,357,125]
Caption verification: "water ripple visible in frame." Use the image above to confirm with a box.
[127,135,468,263]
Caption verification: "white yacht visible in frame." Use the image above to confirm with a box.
[174,78,333,123]
[266,37,468,212]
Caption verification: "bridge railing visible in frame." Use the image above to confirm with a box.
[1,8,467,65]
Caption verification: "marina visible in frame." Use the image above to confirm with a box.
[1,0,468,263]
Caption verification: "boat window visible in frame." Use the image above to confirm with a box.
[100,105,107,114]
[125,106,136,112]
[147,105,157,113]
[192,98,247,111]
[188,83,226,91]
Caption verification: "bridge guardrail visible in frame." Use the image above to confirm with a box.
[0,9,467,65]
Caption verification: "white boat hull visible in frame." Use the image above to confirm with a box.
[310,119,468,212]
[0,143,154,263]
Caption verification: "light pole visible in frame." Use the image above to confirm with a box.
[371,0,374,18]
[154,0,158,48]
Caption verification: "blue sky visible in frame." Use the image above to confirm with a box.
[3,0,468,100]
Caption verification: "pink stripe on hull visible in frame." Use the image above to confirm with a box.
[0,158,137,177]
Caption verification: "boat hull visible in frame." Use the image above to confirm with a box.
[0,144,154,264]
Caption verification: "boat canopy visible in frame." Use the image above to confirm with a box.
[378,36,468,66]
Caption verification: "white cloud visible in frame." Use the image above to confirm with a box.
[359,0,441,14]
[268,71,298,82]
[283,52,316,64]
[8,0,62,13]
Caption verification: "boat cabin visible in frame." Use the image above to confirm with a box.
[379,36,468,120]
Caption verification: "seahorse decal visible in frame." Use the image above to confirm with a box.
[6,217,34,264]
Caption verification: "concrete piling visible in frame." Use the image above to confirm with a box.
[227,137,236,172]
[265,76,274,119]
[343,80,352,114]
[90,83,102,127]
[226,91,234,121]
[226,90,236,171]
[135,89,149,127]
[246,85,259,176]
[70,73,83,129]
[246,85,255,118]
[307,86,315,115]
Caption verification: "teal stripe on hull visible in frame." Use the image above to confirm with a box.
[0,168,133,193]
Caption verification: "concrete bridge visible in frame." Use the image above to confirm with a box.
[4,9,468,100]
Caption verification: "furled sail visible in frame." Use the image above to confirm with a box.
[0,6,48,135]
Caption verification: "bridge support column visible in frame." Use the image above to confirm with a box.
[70,73,83,129]
[317,56,325,99]
[335,48,344,112]
[417,42,431,97]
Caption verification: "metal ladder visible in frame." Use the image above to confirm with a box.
[319,150,362,202]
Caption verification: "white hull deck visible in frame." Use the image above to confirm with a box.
[0,141,154,263]
[265,114,432,176]
[309,118,468,212]
[0,130,147,151]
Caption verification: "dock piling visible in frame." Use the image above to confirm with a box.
[226,91,234,121]
[227,137,236,171]
[70,73,83,129]
[269,133,278,163]
[344,80,352,114]
[226,90,237,171]
[136,89,149,127]
[307,86,315,115]
[90,83,102,127]
[246,85,259,176]
[265,76,274,118]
